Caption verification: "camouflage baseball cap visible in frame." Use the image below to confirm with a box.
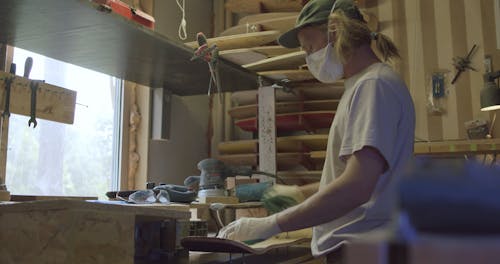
[277,0,364,48]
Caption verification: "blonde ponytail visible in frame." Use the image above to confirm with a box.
[373,32,400,61]
[329,11,400,62]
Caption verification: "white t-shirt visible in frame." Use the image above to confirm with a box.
[311,62,415,257]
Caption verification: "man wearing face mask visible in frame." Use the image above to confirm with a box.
[218,0,415,262]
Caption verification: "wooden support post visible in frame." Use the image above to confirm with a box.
[258,80,277,181]
[0,45,13,201]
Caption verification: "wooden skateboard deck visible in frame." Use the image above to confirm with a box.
[185,31,280,51]
[258,69,315,82]
[228,99,339,119]
[217,152,313,170]
[218,134,328,155]
[243,50,306,71]
[251,45,301,57]
[277,170,322,185]
[235,111,335,132]
[181,229,311,254]
[219,46,301,65]
[238,12,299,25]
[230,83,344,106]
[220,15,297,36]
[225,0,307,13]
[219,48,269,65]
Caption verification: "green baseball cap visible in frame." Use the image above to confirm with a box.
[278,0,365,48]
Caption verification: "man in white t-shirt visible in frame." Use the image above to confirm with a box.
[218,0,415,261]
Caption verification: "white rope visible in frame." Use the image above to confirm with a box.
[177,0,187,40]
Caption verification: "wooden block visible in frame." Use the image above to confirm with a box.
[0,190,10,201]
[243,50,306,71]
[0,71,76,124]
[198,196,239,204]
[185,31,280,51]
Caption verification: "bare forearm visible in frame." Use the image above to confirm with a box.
[299,182,320,198]
[276,175,367,231]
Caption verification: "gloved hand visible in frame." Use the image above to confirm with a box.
[261,184,305,214]
[217,214,281,243]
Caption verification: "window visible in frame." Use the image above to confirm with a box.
[5,48,123,199]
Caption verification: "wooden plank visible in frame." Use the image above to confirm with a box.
[244,51,306,71]
[0,72,76,124]
[238,12,299,25]
[220,48,268,65]
[228,99,340,119]
[258,69,315,82]
[220,15,297,36]
[414,138,500,155]
[185,31,280,51]
[225,0,308,13]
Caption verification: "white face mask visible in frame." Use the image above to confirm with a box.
[305,42,344,83]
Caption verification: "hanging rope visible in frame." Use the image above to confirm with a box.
[177,0,187,40]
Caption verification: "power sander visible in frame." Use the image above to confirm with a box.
[184,158,278,198]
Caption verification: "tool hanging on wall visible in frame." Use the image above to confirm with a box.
[28,81,38,128]
[191,32,222,101]
[451,44,478,85]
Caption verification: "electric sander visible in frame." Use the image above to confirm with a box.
[184,158,278,198]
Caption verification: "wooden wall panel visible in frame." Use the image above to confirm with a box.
[377,0,499,141]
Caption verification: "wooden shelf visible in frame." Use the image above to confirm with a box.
[0,0,263,95]
[414,139,500,155]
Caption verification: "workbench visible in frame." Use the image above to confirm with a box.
[0,199,191,264]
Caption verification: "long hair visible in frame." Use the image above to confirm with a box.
[329,11,400,63]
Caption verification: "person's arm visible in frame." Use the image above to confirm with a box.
[276,146,386,231]
[299,182,320,198]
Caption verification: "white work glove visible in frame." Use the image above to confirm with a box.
[217,214,281,243]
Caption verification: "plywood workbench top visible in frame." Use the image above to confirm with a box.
[0,199,191,219]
